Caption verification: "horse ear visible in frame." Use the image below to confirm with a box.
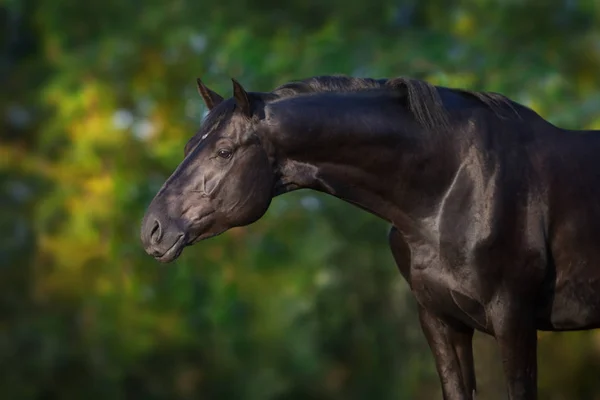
[231,78,251,117]
[196,78,224,110]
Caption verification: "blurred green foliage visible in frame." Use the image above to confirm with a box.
[1,0,600,399]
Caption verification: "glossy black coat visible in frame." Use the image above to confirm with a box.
[141,75,600,399]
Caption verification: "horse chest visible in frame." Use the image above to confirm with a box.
[389,228,494,332]
[407,256,492,332]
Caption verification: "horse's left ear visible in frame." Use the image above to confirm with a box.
[231,78,251,117]
[196,78,224,110]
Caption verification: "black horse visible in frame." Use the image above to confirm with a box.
[140,75,600,399]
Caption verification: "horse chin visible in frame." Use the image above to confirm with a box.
[154,235,186,264]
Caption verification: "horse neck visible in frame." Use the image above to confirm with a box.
[265,97,463,225]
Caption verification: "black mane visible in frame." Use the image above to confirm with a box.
[272,75,520,130]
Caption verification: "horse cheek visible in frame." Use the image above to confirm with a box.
[238,156,274,225]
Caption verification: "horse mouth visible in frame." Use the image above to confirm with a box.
[154,212,218,263]
[155,234,186,263]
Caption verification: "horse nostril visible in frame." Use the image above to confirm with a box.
[150,219,162,244]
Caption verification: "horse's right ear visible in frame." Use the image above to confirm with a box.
[196,78,224,110]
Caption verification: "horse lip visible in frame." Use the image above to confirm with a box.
[155,234,186,263]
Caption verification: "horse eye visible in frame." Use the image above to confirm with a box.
[217,149,233,159]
